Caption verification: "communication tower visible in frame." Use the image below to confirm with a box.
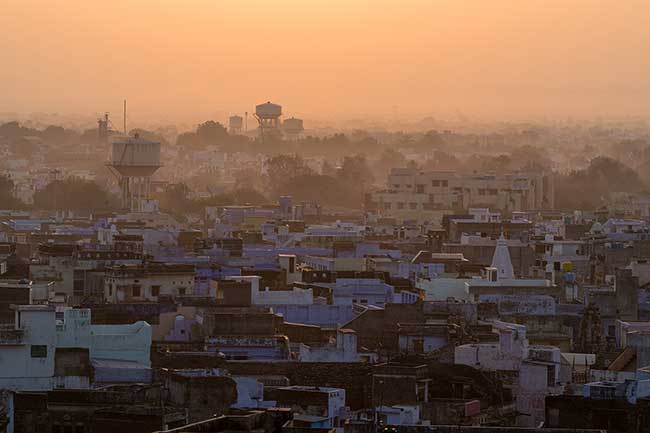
[229,115,243,134]
[107,133,161,212]
[97,113,118,144]
[254,102,282,141]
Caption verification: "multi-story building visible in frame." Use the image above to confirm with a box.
[366,168,554,222]
[104,262,195,303]
[0,305,151,392]
[267,385,347,430]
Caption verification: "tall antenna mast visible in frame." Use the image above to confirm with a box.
[123,99,127,135]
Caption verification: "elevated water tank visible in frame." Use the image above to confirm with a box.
[283,117,304,135]
[229,115,243,132]
[109,134,161,177]
[255,102,282,119]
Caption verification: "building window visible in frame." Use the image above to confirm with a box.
[31,345,47,358]
[178,288,186,296]
[397,202,405,210]
[413,338,424,353]
[489,189,498,195]
[151,285,160,297]
[432,180,440,187]
[548,408,560,427]
[478,189,486,195]
[546,365,556,387]
[441,180,448,187]
[132,286,141,297]
[416,184,425,193]
[409,203,418,210]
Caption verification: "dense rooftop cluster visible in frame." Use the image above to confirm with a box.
[2,118,650,433]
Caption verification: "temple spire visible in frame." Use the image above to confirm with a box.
[491,234,514,280]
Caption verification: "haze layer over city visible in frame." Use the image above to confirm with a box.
[3,0,650,120]
[3,2,650,433]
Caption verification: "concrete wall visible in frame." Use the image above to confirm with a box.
[253,288,314,306]
[398,335,447,353]
[616,268,639,321]
[517,361,555,427]
[165,374,237,423]
[91,322,152,366]
[226,362,373,410]
[57,309,91,348]
[333,279,395,307]
[0,308,56,391]
[105,273,195,303]
[233,376,265,408]
[299,331,360,363]
[152,307,197,341]
[272,304,355,328]
[455,322,529,372]
[417,278,471,301]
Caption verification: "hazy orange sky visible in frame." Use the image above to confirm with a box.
[2,0,650,122]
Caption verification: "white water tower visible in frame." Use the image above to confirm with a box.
[254,101,282,141]
[107,133,161,212]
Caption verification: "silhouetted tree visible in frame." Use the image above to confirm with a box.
[42,125,79,146]
[509,145,552,170]
[129,128,169,146]
[0,175,24,209]
[423,150,462,171]
[0,121,34,139]
[373,149,406,179]
[158,186,268,215]
[155,183,191,212]
[233,168,265,191]
[33,178,117,210]
[275,174,363,208]
[339,154,374,190]
[265,154,314,194]
[321,160,338,177]
[176,132,201,149]
[555,156,646,209]
[197,121,228,146]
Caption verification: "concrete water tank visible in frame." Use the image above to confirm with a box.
[255,102,282,119]
[110,135,161,177]
[283,117,304,134]
[229,115,243,130]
